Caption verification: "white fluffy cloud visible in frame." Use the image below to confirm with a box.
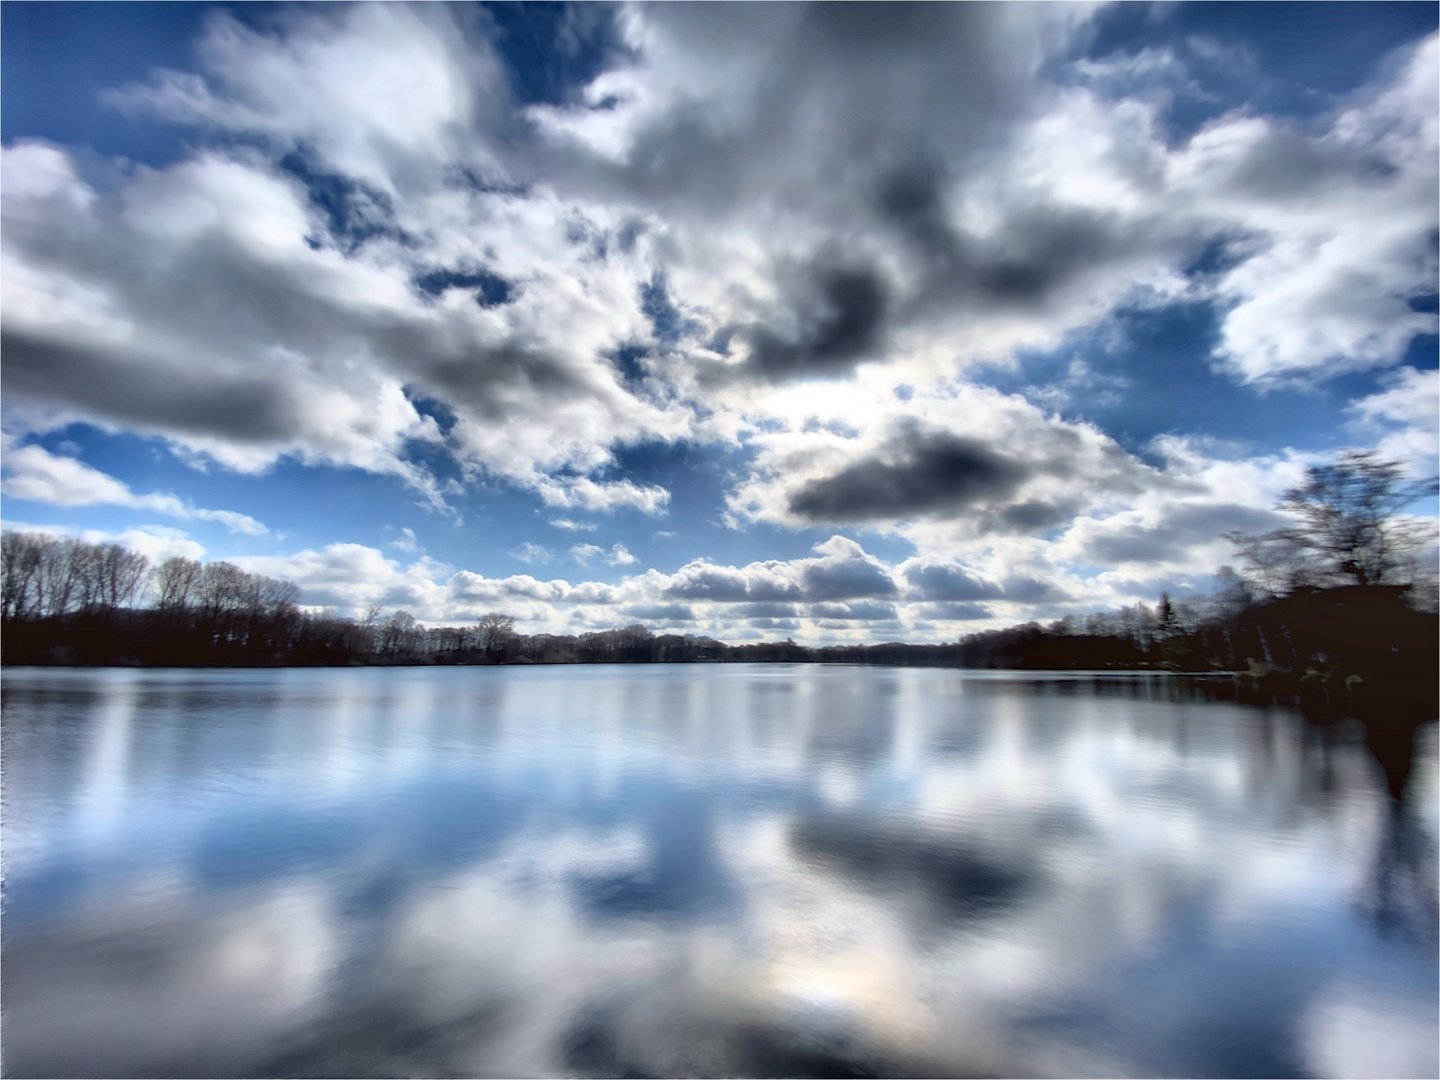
[0,519,207,563]
[1194,37,1439,382]
[1,444,267,534]
[2,5,1434,624]
[228,509,1277,643]
[1347,366,1440,471]
[5,10,1433,486]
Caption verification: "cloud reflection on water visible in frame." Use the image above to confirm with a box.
[1,666,1435,1077]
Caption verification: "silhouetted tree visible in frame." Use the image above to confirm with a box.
[475,612,517,660]
[1229,451,1438,593]
[154,556,202,612]
[2,531,43,620]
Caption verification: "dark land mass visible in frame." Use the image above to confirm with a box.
[4,577,1434,719]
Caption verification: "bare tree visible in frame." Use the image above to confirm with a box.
[36,537,80,617]
[94,545,150,610]
[2,531,43,620]
[381,610,422,656]
[196,561,250,620]
[255,575,300,617]
[69,541,106,612]
[1229,450,1439,592]
[475,612,517,658]
[153,556,202,611]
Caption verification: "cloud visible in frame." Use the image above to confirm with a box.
[233,543,454,615]
[4,12,1434,506]
[511,541,553,564]
[1,444,268,534]
[0,520,206,563]
[204,488,1303,640]
[2,2,688,507]
[103,4,510,192]
[1200,36,1439,383]
[787,429,1031,523]
[656,536,900,608]
[1347,366,1440,471]
[808,600,899,621]
[2,4,1433,620]
[537,477,670,515]
[570,541,635,566]
[728,383,1159,538]
[389,526,420,553]
[913,601,994,622]
[570,543,604,565]
[742,259,891,380]
[1069,502,1283,567]
[624,603,694,623]
[903,562,1005,602]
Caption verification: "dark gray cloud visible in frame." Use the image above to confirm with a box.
[915,601,994,621]
[727,601,801,618]
[788,430,1031,523]
[904,562,1005,601]
[747,617,801,631]
[545,4,1145,387]
[662,564,800,602]
[625,603,695,622]
[871,157,1143,317]
[808,600,898,620]
[904,562,1066,604]
[999,576,1069,603]
[989,500,1077,534]
[556,4,1175,386]
[594,4,1026,208]
[744,260,890,378]
[800,555,899,601]
[2,331,303,445]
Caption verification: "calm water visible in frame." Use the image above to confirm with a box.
[2,665,1436,1079]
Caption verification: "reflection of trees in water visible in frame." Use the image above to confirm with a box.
[1355,716,1438,946]
[998,676,1440,947]
[1302,710,1440,945]
[1361,795,1439,946]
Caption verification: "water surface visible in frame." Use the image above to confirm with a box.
[3,665,1436,1078]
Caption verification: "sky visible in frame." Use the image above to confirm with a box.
[2,1,1437,643]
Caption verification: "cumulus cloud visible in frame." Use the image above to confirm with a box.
[787,429,1031,523]
[6,9,1431,491]
[2,4,688,510]
[220,535,913,638]
[205,460,1324,643]
[1,444,268,534]
[2,4,1433,628]
[728,381,1158,538]
[655,536,898,606]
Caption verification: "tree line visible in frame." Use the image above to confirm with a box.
[3,452,1435,712]
[0,534,734,667]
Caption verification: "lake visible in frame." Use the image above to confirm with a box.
[2,665,1436,1078]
